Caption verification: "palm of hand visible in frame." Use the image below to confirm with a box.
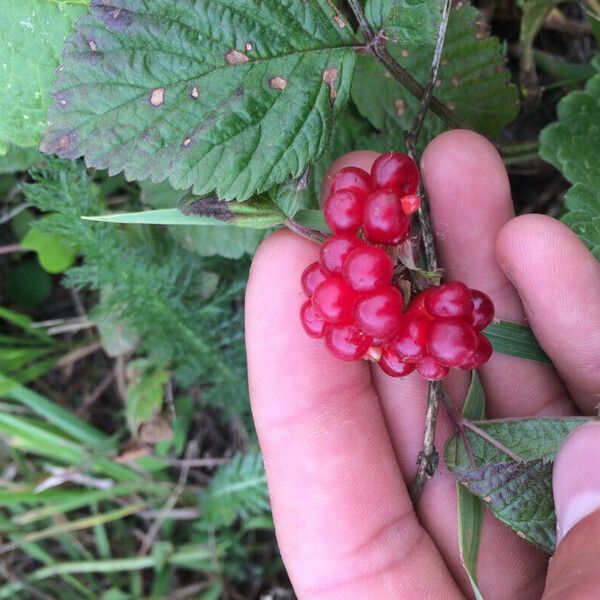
[245,130,600,599]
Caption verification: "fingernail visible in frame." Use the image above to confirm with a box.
[553,422,600,545]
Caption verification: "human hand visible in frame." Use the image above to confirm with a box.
[245,130,600,599]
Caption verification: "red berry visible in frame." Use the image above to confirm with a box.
[392,314,429,363]
[300,300,327,338]
[323,189,365,235]
[416,356,449,381]
[301,262,328,297]
[312,277,356,324]
[425,281,472,319]
[319,234,362,275]
[363,189,410,245]
[426,318,478,367]
[329,166,371,197]
[342,246,394,292]
[400,194,421,215]
[461,332,493,370]
[468,290,495,331]
[378,347,416,377]
[326,324,371,361]
[406,289,431,316]
[370,152,420,195]
[354,287,404,342]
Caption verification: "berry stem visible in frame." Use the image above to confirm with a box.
[404,0,453,502]
[285,218,327,245]
[410,380,442,501]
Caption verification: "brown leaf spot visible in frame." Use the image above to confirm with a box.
[456,0,464,8]
[451,76,460,87]
[270,76,287,91]
[384,70,392,79]
[183,137,192,147]
[88,40,97,52]
[333,15,345,28]
[190,85,199,99]
[434,79,442,88]
[401,49,409,58]
[226,50,249,65]
[446,101,456,110]
[441,59,449,66]
[322,68,338,101]
[110,7,122,19]
[58,135,71,150]
[395,99,406,116]
[150,88,165,107]
[245,42,253,52]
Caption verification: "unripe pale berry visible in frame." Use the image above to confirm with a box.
[342,246,394,292]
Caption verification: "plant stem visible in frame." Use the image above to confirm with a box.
[346,0,466,130]
[405,0,453,502]
[285,218,327,244]
[410,381,441,500]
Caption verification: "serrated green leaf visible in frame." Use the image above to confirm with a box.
[21,216,79,274]
[201,452,269,528]
[352,5,519,147]
[540,74,600,258]
[41,0,356,201]
[457,373,485,599]
[0,0,86,148]
[140,180,265,259]
[366,0,444,46]
[445,417,594,552]
[485,320,551,364]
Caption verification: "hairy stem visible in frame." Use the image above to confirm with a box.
[346,0,372,40]
[405,0,453,502]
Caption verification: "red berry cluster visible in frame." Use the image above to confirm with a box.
[379,283,495,380]
[323,152,421,244]
[299,151,495,380]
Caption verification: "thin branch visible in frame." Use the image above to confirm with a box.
[347,0,466,130]
[406,0,453,502]
[0,243,24,255]
[410,380,441,501]
[285,218,327,244]
[406,0,453,148]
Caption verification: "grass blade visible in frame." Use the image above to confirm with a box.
[485,320,550,364]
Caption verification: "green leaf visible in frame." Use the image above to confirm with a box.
[485,320,551,364]
[41,0,356,201]
[352,4,519,147]
[366,0,444,46]
[0,0,86,148]
[140,180,265,259]
[445,417,594,553]
[21,216,79,274]
[8,259,52,307]
[0,146,43,175]
[125,359,170,435]
[457,373,485,599]
[540,74,600,258]
[201,452,269,528]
